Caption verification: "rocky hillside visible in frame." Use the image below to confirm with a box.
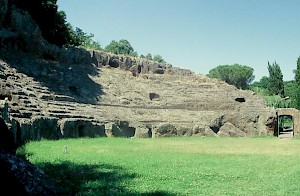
[0,49,276,142]
[0,0,276,144]
[0,0,278,194]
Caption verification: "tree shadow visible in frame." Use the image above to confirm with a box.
[36,161,176,196]
[0,50,104,104]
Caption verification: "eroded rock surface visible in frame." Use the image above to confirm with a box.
[0,0,278,194]
[0,0,277,143]
[0,53,276,142]
[0,116,58,195]
[0,152,58,195]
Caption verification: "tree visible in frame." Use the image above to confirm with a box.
[293,56,300,109]
[249,76,270,95]
[118,39,134,55]
[129,51,138,57]
[14,0,78,47]
[69,27,101,50]
[267,61,284,97]
[295,56,300,84]
[104,39,134,55]
[145,53,152,60]
[284,80,297,108]
[207,64,255,89]
[153,54,165,63]
[253,76,269,89]
[104,40,119,54]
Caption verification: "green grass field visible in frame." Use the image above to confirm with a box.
[21,137,300,195]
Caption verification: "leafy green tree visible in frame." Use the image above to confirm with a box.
[104,39,134,55]
[118,39,134,55]
[145,53,152,60]
[129,51,138,57]
[284,80,297,108]
[254,76,270,89]
[153,54,165,63]
[70,28,101,50]
[104,40,119,54]
[267,61,284,97]
[207,64,255,89]
[249,76,270,95]
[15,0,78,47]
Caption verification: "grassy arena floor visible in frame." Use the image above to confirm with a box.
[21,137,300,195]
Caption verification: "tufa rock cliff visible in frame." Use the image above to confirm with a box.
[0,49,276,142]
[0,0,278,193]
[0,0,276,145]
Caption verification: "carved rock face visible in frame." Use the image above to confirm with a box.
[0,0,274,140]
[0,153,58,195]
[0,117,16,154]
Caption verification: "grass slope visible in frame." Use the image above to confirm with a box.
[22,137,300,195]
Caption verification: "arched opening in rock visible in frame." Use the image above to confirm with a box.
[118,121,136,137]
[78,125,85,137]
[149,93,160,101]
[137,65,142,74]
[125,127,135,137]
[210,125,220,134]
[276,115,294,138]
[0,88,12,101]
[235,97,245,103]
[147,128,152,138]
[209,116,224,134]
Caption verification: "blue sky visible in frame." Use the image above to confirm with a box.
[57,0,300,81]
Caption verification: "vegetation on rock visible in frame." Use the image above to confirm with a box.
[267,61,285,97]
[250,60,296,108]
[207,64,255,89]
[293,56,300,109]
[14,0,75,47]
[105,39,135,56]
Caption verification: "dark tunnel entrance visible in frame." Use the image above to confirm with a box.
[78,125,85,137]
[276,115,294,138]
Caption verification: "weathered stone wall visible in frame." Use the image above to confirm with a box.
[0,0,278,142]
[89,49,193,76]
[31,116,59,140]
[277,108,300,136]
[59,118,105,138]
[0,61,277,142]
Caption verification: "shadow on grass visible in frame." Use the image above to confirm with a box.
[37,161,175,196]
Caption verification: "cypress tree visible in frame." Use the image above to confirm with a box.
[293,56,300,109]
[267,61,285,97]
[295,56,300,85]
